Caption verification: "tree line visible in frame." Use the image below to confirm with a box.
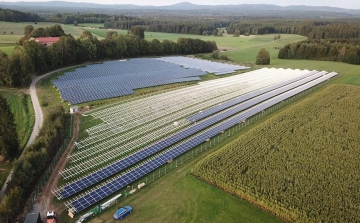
[278,38,360,64]
[48,12,109,24]
[104,15,230,35]
[0,95,18,160]
[0,25,217,88]
[227,18,360,39]
[0,106,67,222]
[0,8,42,22]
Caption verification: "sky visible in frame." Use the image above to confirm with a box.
[2,0,360,9]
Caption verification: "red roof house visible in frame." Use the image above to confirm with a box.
[34,37,60,46]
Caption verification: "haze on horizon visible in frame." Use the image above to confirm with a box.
[1,0,360,9]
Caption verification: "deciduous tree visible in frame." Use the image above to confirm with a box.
[256,48,270,65]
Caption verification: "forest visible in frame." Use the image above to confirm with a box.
[278,38,360,64]
[227,19,360,39]
[0,8,42,22]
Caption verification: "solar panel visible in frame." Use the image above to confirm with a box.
[67,72,337,213]
[52,58,206,104]
[157,56,251,75]
[58,71,334,200]
[187,70,325,122]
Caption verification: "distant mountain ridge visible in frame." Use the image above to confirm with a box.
[0,1,359,17]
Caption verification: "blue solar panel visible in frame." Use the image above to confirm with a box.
[60,71,335,200]
[187,70,324,122]
[69,71,337,213]
[157,56,251,75]
[52,58,206,104]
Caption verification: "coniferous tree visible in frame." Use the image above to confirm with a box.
[0,95,19,160]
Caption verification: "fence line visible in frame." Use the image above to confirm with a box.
[24,115,73,214]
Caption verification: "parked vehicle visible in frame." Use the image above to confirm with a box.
[46,211,56,223]
[113,206,132,220]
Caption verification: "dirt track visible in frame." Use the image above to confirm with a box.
[37,114,80,221]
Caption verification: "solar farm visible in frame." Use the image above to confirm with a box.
[51,57,250,104]
[51,64,337,214]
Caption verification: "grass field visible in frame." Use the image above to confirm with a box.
[193,84,360,222]
[77,23,104,28]
[0,21,85,36]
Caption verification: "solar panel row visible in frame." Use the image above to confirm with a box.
[68,72,337,212]
[187,70,324,122]
[58,70,329,199]
[157,56,251,75]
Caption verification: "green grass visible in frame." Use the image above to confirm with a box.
[0,45,16,55]
[77,23,104,28]
[0,21,86,36]
[84,146,283,223]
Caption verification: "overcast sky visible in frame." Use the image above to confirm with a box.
[3,0,360,9]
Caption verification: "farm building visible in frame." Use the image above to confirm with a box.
[34,37,60,46]
[24,212,42,223]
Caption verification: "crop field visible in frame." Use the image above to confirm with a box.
[193,84,360,222]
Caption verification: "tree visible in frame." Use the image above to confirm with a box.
[74,20,78,26]
[212,29,218,36]
[149,39,163,55]
[0,51,9,86]
[233,29,240,37]
[24,25,34,39]
[106,31,117,39]
[256,48,270,65]
[0,95,19,160]
[6,47,34,87]
[211,50,220,59]
[0,187,23,223]
[128,26,145,39]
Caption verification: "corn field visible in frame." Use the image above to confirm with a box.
[193,84,360,222]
